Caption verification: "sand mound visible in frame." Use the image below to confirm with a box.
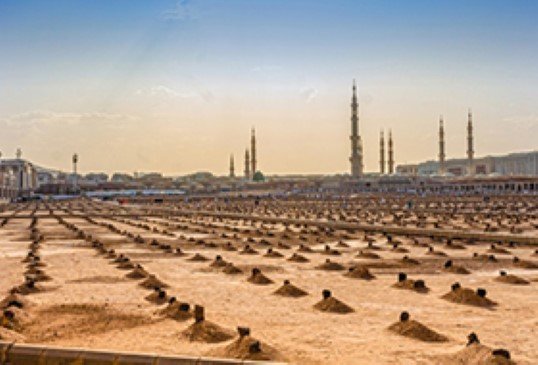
[116,260,135,270]
[322,245,341,256]
[139,275,168,289]
[145,288,169,304]
[25,268,52,282]
[188,253,209,262]
[473,253,498,262]
[445,343,515,365]
[513,257,538,269]
[126,266,149,279]
[181,320,234,343]
[0,293,31,310]
[356,250,381,259]
[344,266,375,280]
[288,253,309,263]
[240,245,259,255]
[388,313,448,342]
[211,333,285,361]
[273,280,308,297]
[209,256,228,268]
[313,290,354,314]
[1,307,29,331]
[297,244,314,253]
[441,286,497,308]
[426,247,448,257]
[392,274,429,293]
[222,263,243,275]
[444,260,471,274]
[444,241,466,250]
[247,269,274,285]
[401,256,420,266]
[494,271,529,285]
[391,245,409,253]
[264,248,284,258]
[14,280,42,295]
[316,259,345,271]
[159,299,192,321]
[487,245,511,255]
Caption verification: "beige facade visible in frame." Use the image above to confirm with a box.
[397,151,538,177]
[0,159,38,198]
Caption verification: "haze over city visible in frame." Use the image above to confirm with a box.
[1,0,537,175]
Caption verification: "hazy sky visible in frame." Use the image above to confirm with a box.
[1,0,537,175]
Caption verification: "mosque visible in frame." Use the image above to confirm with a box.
[348,81,537,178]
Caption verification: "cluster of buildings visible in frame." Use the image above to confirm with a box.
[1,80,536,200]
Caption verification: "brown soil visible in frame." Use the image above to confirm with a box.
[388,320,448,342]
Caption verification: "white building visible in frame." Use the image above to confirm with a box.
[0,159,38,198]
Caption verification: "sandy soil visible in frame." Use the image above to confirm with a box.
[0,201,537,364]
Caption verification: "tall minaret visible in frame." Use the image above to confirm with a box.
[439,116,446,175]
[250,127,257,174]
[229,154,235,178]
[388,130,394,174]
[349,80,362,177]
[244,149,251,180]
[379,130,385,174]
[467,109,474,176]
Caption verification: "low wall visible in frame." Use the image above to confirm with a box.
[0,342,283,365]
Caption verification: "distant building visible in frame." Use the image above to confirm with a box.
[0,159,38,198]
[397,151,538,177]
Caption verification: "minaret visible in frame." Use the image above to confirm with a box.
[467,109,474,176]
[379,130,385,174]
[349,80,362,177]
[439,116,446,175]
[244,149,250,180]
[250,127,257,174]
[388,130,394,174]
[229,154,235,178]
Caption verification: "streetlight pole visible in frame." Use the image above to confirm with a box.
[72,153,78,194]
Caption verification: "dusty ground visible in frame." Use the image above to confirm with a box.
[0,200,537,364]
